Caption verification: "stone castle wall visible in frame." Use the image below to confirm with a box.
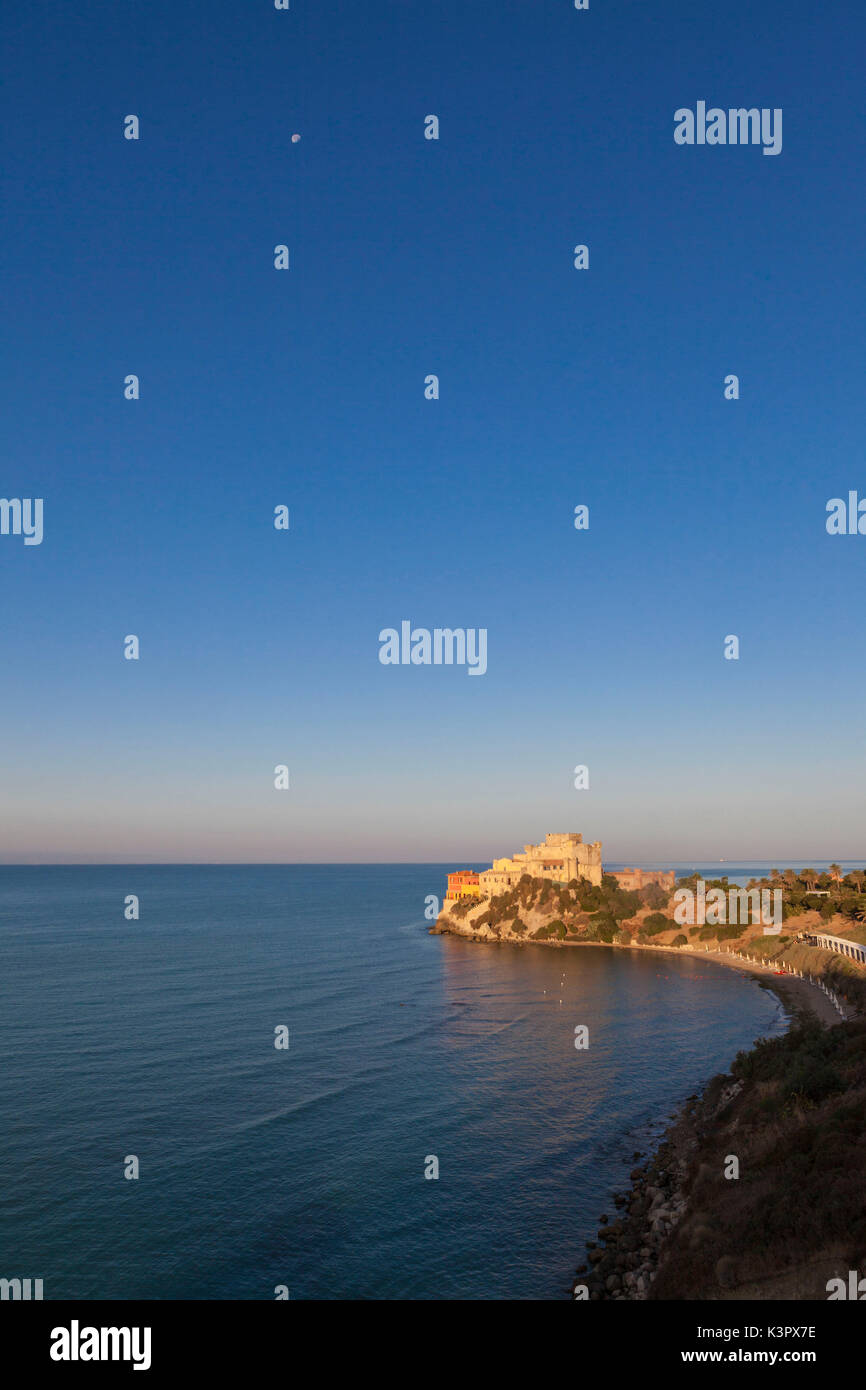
[478,832,603,892]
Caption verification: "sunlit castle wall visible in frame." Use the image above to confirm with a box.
[478,833,603,893]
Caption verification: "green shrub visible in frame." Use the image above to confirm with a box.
[451,897,476,919]
[717,923,745,942]
[698,923,744,943]
[532,919,566,941]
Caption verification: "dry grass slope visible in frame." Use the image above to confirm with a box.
[650,1020,866,1300]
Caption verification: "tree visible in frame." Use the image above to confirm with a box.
[800,868,818,891]
[642,882,668,910]
[828,865,843,900]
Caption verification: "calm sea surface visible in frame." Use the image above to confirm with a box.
[0,865,801,1300]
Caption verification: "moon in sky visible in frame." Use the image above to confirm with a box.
[291,134,301,143]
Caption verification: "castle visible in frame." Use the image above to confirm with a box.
[446,832,603,902]
[606,867,676,892]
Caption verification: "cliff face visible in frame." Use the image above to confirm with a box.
[434,877,866,1302]
[432,873,669,948]
[434,880,866,983]
[433,895,572,944]
[579,1018,866,1300]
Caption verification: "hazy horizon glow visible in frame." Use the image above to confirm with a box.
[3,1,865,862]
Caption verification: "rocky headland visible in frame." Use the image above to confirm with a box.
[433,872,866,1300]
[574,1015,866,1300]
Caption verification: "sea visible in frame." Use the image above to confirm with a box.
[0,861,858,1301]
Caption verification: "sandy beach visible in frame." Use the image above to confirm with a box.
[575,947,860,1301]
[674,945,853,1027]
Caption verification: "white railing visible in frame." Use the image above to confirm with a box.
[801,931,866,965]
[710,946,852,1019]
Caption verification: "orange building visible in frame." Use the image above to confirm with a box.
[446,870,481,901]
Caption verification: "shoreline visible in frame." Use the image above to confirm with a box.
[672,945,853,1027]
[434,879,865,1299]
[570,949,857,1301]
[435,917,861,1298]
[435,920,855,1027]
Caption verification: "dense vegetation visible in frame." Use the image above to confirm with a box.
[444,868,866,991]
[650,1018,866,1299]
[463,872,651,944]
[443,867,866,1300]
[677,867,866,927]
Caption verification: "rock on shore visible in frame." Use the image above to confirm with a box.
[572,1078,742,1301]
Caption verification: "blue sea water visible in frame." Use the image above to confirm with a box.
[0,865,793,1300]
[606,861,866,885]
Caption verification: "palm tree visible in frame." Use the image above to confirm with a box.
[801,868,818,891]
[828,864,844,904]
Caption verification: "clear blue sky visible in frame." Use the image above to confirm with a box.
[2,0,865,863]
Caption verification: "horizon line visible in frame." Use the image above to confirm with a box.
[0,859,864,869]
